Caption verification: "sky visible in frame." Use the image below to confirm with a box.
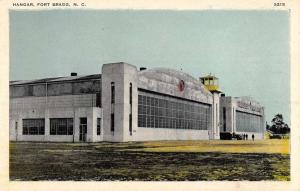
[9,10,290,125]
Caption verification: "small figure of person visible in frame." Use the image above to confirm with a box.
[243,134,246,140]
[246,134,248,140]
[252,134,255,141]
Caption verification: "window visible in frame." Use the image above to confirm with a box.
[28,85,34,96]
[96,93,101,107]
[50,118,73,135]
[97,118,101,135]
[236,111,261,132]
[22,119,45,135]
[111,82,115,104]
[129,83,132,105]
[111,113,114,132]
[80,117,87,125]
[137,92,211,130]
[129,114,132,135]
[129,83,132,135]
[223,107,226,132]
[111,82,115,132]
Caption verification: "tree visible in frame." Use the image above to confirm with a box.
[268,114,290,134]
[266,122,270,131]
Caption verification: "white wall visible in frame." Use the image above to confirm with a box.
[10,63,265,142]
[9,93,102,142]
[102,62,138,142]
[210,92,221,139]
[135,128,209,141]
[219,96,265,140]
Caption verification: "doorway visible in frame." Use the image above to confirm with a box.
[79,118,87,142]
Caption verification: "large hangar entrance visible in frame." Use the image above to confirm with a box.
[236,111,262,133]
[137,90,211,130]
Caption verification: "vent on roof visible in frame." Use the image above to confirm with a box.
[140,67,147,71]
[71,72,77,76]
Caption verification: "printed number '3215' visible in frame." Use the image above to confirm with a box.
[274,2,285,6]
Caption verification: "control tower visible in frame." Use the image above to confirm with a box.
[200,74,221,92]
[200,74,222,139]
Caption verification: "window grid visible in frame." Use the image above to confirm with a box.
[236,111,261,132]
[138,93,211,130]
[22,119,45,135]
[50,118,73,135]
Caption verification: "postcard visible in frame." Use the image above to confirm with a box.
[0,0,299,191]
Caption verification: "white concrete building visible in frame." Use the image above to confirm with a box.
[9,62,265,142]
[219,96,265,140]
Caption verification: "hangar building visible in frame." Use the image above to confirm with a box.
[9,62,265,142]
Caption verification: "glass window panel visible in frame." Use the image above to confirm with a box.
[137,92,211,130]
[236,111,261,132]
[22,119,45,135]
[146,97,151,105]
[50,118,73,135]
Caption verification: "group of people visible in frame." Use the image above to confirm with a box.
[242,134,255,141]
[242,134,248,140]
[233,132,255,141]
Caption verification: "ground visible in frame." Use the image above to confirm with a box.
[9,139,290,181]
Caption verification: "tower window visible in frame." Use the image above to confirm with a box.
[223,107,226,132]
[111,114,114,132]
[130,83,132,105]
[111,82,115,133]
[129,83,132,135]
[97,118,101,135]
[111,82,115,104]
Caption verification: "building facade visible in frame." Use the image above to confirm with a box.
[219,96,265,139]
[9,62,264,142]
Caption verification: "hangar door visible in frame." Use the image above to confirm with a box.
[236,111,262,133]
[138,91,211,130]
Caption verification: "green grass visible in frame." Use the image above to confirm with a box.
[9,140,290,181]
[128,139,290,154]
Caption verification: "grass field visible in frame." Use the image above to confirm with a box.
[9,140,290,181]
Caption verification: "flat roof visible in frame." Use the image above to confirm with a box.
[10,74,101,86]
